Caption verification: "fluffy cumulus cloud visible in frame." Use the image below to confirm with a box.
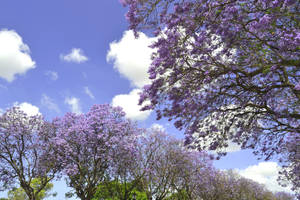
[238,162,292,193]
[0,29,35,82]
[112,89,151,121]
[84,86,95,99]
[41,94,60,113]
[45,70,58,80]
[65,97,82,114]
[14,102,40,116]
[107,30,155,88]
[60,48,88,63]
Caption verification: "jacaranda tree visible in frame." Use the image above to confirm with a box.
[135,128,213,200]
[0,107,59,200]
[101,133,143,200]
[115,128,292,200]
[121,0,300,193]
[52,104,140,200]
[274,191,296,200]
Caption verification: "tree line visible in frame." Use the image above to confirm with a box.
[0,105,295,200]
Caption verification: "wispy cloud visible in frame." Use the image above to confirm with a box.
[45,70,58,81]
[41,94,60,113]
[60,48,88,63]
[0,84,7,90]
[84,86,95,99]
[65,97,82,114]
[150,123,166,131]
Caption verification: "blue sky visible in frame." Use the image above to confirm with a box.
[0,1,292,199]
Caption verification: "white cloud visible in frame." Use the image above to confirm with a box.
[60,48,88,63]
[150,123,166,131]
[41,94,60,113]
[112,89,152,121]
[45,70,58,80]
[84,86,95,99]
[107,30,155,88]
[0,29,35,82]
[238,162,292,193]
[14,102,40,116]
[65,97,82,114]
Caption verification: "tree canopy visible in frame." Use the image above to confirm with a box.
[91,127,295,200]
[0,107,59,200]
[0,105,296,199]
[51,104,141,200]
[121,0,300,194]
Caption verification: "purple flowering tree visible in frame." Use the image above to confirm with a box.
[135,128,213,199]
[132,129,290,200]
[274,191,296,200]
[133,129,181,199]
[121,0,300,192]
[185,168,295,200]
[0,107,59,200]
[99,125,142,200]
[218,170,276,200]
[278,132,300,195]
[169,151,217,199]
[52,104,139,200]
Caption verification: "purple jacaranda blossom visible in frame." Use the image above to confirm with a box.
[294,81,300,91]
[135,127,214,199]
[121,0,300,194]
[51,104,141,200]
[0,107,60,200]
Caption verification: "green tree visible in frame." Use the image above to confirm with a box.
[7,178,56,200]
[92,181,147,200]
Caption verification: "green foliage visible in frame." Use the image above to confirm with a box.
[7,178,55,200]
[92,181,147,200]
[7,187,27,200]
[165,189,189,200]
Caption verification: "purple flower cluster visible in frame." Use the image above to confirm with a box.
[51,104,141,200]
[122,0,300,194]
[0,107,59,200]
